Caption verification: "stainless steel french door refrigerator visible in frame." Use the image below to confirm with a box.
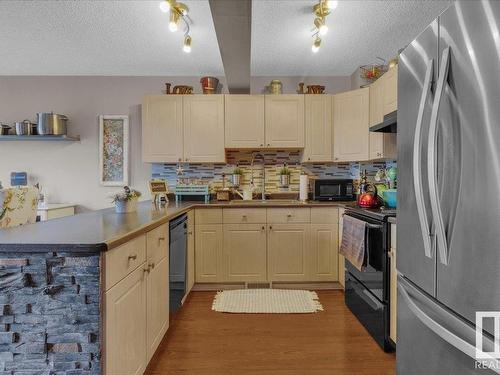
[397,1,500,374]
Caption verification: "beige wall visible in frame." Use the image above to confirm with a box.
[251,76,351,95]
[0,76,228,212]
[0,75,350,212]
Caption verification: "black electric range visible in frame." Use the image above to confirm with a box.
[342,204,396,352]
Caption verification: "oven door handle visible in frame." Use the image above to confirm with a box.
[342,214,382,230]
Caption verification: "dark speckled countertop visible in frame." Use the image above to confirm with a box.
[0,200,351,253]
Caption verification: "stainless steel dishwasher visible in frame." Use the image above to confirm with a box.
[169,214,187,313]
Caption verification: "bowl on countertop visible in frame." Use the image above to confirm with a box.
[383,189,397,208]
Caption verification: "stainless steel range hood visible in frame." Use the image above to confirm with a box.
[370,110,397,133]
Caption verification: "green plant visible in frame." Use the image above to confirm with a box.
[278,166,291,176]
[232,167,243,175]
[110,186,142,203]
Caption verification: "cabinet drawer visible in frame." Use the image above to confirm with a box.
[146,223,168,265]
[311,208,339,224]
[266,208,311,223]
[223,208,266,224]
[195,208,222,224]
[105,235,147,291]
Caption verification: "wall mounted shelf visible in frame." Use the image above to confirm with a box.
[0,135,80,142]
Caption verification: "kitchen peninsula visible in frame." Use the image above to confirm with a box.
[0,199,348,373]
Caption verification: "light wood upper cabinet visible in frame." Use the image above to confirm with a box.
[195,224,223,283]
[302,95,332,162]
[142,95,183,163]
[369,80,397,160]
[225,95,265,148]
[310,224,339,282]
[333,88,370,162]
[265,95,305,148]
[183,95,225,163]
[223,224,267,282]
[105,266,147,375]
[268,223,310,282]
[383,65,398,115]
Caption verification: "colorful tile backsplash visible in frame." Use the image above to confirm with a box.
[151,150,396,193]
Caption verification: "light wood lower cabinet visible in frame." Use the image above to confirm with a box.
[186,210,195,294]
[105,224,170,374]
[310,224,338,281]
[268,224,310,282]
[223,224,267,282]
[105,266,148,375]
[389,223,397,343]
[195,224,223,282]
[194,208,342,284]
[146,256,169,362]
[338,208,346,289]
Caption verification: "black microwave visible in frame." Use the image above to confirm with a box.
[313,179,356,201]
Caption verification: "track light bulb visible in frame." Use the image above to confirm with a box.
[169,10,179,32]
[314,17,328,36]
[312,36,321,53]
[326,0,338,10]
[159,0,170,13]
[183,35,192,53]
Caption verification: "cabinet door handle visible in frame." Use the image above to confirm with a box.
[128,254,137,261]
[269,225,273,230]
[267,144,270,147]
[260,144,263,147]
[143,267,150,274]
[261,225,265,230]
[188,231,193,235]
[287,213,292,217]
[149,262,155,270]
[158,236,165,242]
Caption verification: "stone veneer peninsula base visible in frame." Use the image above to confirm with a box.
[0,251,101,374]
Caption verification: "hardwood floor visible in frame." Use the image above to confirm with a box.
[146,290,396,375]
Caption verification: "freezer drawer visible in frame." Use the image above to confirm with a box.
[398,276,499,375]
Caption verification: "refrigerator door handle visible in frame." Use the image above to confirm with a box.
[399,277,500,374]
[412,58,434,259]
[428,47,451,265]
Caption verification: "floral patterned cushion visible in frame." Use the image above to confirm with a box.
[0,187,39,229]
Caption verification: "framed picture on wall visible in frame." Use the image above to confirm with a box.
[98,115,129,186]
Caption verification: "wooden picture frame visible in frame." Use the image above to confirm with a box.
[99,115,129,186]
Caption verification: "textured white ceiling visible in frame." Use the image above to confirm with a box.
[0,0,225,76]
[251,0,452,76]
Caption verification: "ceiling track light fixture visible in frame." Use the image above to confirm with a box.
[311,0,338,52]
[159,0,193,53]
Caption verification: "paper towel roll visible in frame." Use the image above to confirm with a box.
[299,174,308,201]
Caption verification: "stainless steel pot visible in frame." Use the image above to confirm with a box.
[37,112,68,135]
[0,124,11,135]
[15,120,33,135]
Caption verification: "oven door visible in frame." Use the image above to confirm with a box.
[343,212,388,302]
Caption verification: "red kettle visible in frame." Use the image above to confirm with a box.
[357,183,383,208]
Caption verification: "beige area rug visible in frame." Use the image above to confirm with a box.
[211,289,324,314]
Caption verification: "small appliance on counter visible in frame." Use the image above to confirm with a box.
[312,179,356,201]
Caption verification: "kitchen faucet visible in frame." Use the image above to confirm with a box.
[250,152,266,201]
